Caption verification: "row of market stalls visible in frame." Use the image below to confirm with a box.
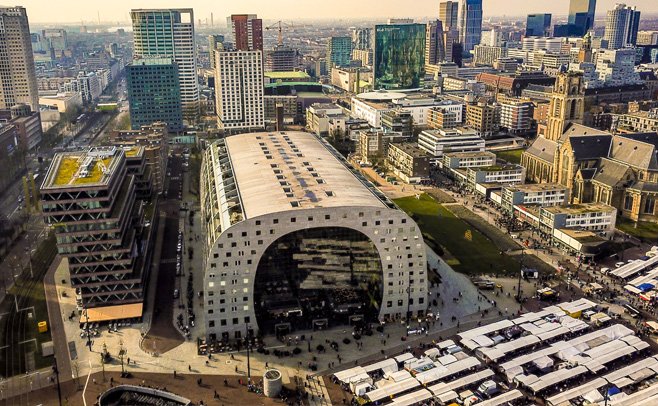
[545,356,658,405]
[331,298,657,406]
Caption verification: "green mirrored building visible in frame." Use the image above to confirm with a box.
[374,23,426,90]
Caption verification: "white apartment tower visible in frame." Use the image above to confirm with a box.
[130,9,199,112]
[603,4,641,49]
[215,50,264,131]
[0,7,38,111]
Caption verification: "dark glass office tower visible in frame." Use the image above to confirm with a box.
[526,14,552,37]
[374,23,426,89]
[568,0,596,35]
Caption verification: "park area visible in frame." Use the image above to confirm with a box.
[617,217,658,242]
[394,194,522,276]
[494,148,524,164]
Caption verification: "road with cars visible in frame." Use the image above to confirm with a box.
[141,150,186,354]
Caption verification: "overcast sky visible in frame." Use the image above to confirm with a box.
[17,0,658,24]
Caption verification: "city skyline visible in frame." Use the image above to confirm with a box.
[17,0,658,24]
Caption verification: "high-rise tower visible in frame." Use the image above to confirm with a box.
[131,9,199,113]
[439,1,459,31]
[0,7,38,111]
[604,4,641,49]
[229,14,263,51]
[459,0,483,54]
[568,0,597,35]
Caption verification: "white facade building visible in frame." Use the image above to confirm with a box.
[594,48,642,87]
[418,128,485,163]
[521,37,565,53]
[442,151,496,169]
[500,183,569,213]
[215,50,264,131]
[200,132,428,340]
[539,203,617,239]
[603,4,640,50]
[351,97,390,127]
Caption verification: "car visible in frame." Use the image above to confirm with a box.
[600,267,610,275]
[173,289,179,299]
[615,262,626,268]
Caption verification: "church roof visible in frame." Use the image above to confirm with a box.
[559,123,609,143]
[628,181,658,193]
[610,134,658,171]
[568,135,612,161]
[578,168,597,181]
[525,136,557,163]
[591,158,632,188]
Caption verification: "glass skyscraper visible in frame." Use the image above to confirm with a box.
[568,0,597,34]
[126,58,183,132]
[526,14,552,37]
[374,23,426,89]
[459,0,483,54]
[131,9,198,113]
[327,36,353,68]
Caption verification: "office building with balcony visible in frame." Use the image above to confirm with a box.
[40,147,153,320]
[386,143,432,184]
[418,128,484,163]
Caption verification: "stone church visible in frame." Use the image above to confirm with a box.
[522,72,658,224]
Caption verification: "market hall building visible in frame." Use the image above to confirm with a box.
[200,131,428,341]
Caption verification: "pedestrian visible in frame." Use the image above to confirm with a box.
[224,379,228,386]
[174,370,177,378]
[127,357,130,364]
[188,365,192,372]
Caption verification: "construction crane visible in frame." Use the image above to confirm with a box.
[265,21,293,46]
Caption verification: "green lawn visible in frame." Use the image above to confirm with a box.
[394,194,520,276]
[617,217,658,241]
[494,149,524,165]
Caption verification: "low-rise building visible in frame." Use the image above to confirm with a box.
[427,108,458,130]
[442,151,496,169]
[539,203,617,239]
[110,123,169,194]
[500,101,534,134]
[500,183,569,214]
[357,129,408,164]
[466,102,500,138]
[418,128,485,163]
[306,103,346,136]
[0,123,22,192]
[615,108,658,133]
[381,108,413,137]
[466,164,526,187]
[0,104,42,150]
[331,67,372,93]
[38,92,83,113]
[426,101,464,129]
[386,143,431,183]
[263,71,312,84]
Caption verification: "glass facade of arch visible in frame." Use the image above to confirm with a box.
[254,227,383,334]
[374,23,426,90]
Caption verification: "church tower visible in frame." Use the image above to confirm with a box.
[545,72,584,143]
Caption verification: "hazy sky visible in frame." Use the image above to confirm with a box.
[16,0,658,24]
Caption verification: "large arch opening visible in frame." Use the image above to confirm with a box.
[254,227,383,335]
